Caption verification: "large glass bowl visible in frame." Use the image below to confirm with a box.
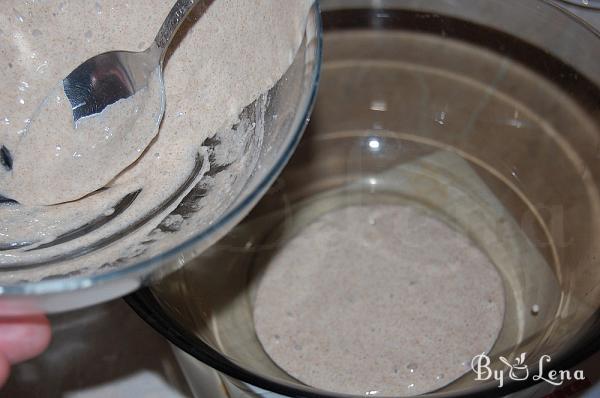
[128,1,600,397]
[0,3,322,314]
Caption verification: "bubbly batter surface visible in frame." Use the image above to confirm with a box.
[254,205,505,396]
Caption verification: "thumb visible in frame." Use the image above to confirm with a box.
[0,314,51,364]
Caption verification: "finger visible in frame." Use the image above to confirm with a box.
[0,354,9,388]
[0,315,51,364]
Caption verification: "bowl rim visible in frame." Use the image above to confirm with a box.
[556,0,600,10]
[0,2,323,298]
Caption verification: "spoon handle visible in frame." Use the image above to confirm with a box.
[153,0,204,58]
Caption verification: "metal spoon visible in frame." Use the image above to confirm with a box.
[0,0,204,206]
[64,0,203,122]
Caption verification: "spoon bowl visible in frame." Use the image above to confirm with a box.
[63,50,162,123]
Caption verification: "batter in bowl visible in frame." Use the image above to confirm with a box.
[0,0,313,280]
[254,205,505,396]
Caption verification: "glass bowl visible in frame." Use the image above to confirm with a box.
[128,0,600,397]
[0,3,322,314]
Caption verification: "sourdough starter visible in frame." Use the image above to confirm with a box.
[254,205,505,396]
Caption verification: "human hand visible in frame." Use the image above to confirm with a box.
[0,313,51,387]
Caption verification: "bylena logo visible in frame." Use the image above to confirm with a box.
[471,353,585,388]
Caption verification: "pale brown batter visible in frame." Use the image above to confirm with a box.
[254,205,505,396]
